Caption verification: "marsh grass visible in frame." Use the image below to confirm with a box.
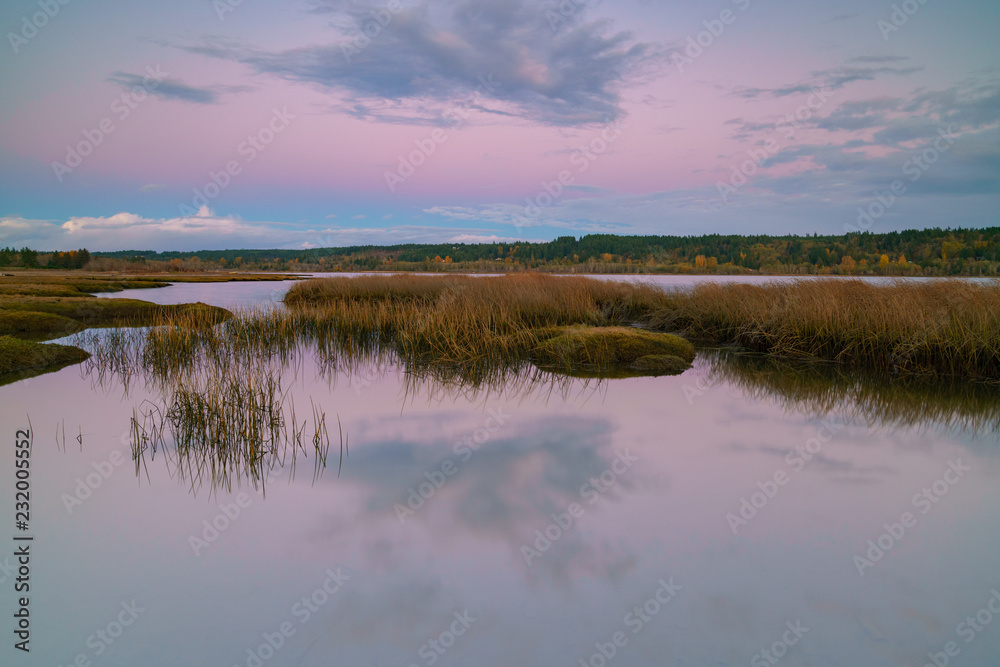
[284,273,672,371]
[648,279,1000,381]
[128,355,336,496]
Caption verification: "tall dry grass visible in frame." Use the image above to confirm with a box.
[284,273,669,367]
[649,279,1000,380]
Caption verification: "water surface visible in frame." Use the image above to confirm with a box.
[2,278,998,666]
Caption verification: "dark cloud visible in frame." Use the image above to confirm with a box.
[180,0,655,126]
[106,72,252,104]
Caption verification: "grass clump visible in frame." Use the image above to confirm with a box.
[648,279,1000,381]
[283,274,674,377]
[0,335,90,384]
[533,325,694,376]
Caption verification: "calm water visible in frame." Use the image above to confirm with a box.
[2,278,999,666]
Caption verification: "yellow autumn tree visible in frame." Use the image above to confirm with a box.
[879,254,890,268]
[695,255,707,268]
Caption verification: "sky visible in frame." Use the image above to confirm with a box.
[0,0,998,251]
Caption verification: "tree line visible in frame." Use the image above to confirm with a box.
[9,227,1000,276]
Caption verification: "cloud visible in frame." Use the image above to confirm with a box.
[0,216,37,242]
[0,210,562,251]
[730,60,922,99]
[107,72,253,104]
[179,0,655,126]
[139,183,167,192]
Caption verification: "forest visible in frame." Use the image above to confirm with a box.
[6,227,1000,276]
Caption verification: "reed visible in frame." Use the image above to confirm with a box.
[284,273,673,370]
[128,353,335,496]
[647,279,1000,381]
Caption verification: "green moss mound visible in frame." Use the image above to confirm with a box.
[0,298,231,328]
[0,335,90,385]
[533,325,694,376]
[0,310,85,341]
